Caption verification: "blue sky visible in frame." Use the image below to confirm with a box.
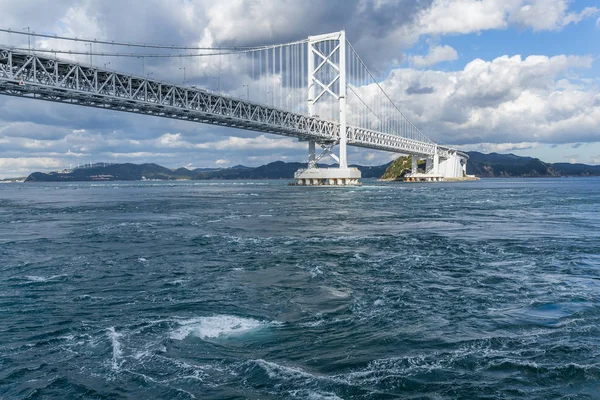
[0,0,599,177]
[439,9,598,74]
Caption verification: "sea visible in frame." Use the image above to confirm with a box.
[1,178,599,399]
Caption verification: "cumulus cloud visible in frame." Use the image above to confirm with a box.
[416,0,598,35]
[0,157,64,177]
[194,135,304,151]
[416,0,511,35]
[408,45,458,68]
[458,142,539,153]
[509,2,599,31]
[154,133,304,151]
[380,54,599,145]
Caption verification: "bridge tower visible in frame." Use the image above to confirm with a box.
[294,31,361,186]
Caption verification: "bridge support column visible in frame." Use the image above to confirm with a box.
[338,30,348,170]
[412,156,418,174]
[308,140,316,169]
[292,30,360,186]
[294,141,361,186]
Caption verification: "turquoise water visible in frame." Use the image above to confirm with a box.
[1,178,599,399]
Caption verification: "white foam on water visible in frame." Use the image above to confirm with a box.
[250,359,347,389]
[310,267,323,278]
[323,287,351,299]
[252,359,317,381]
[167,279,188,285]
[24,274,64,283]
[107,327,123,371]
[25,275,49,282]
[138,257,148,262]
[132,350,148,360]
[300,320,325,328]
[299,316,351,328]
[74,294,104,301]
[290,390,343,400]
[170,315,270,340]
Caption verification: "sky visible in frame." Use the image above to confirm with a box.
[0,0,599,178]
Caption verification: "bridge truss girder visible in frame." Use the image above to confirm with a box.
[0,47,453,159]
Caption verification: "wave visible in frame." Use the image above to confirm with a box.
[289,390,343,400]
[107,327,123,371]
[23,274,66,283]
[170,315,274,341]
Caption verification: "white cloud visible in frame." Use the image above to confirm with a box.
[0,157,64,177]
[194,135,304,151]
[417,0,511,35]
[158,133,183,147]
[510,1,599,31]
[409,45,458,68]
[458,142,539,153]
[152,133,304,151]
[379,54,599,145]
[416,0,598,36]
[108,152,174,159]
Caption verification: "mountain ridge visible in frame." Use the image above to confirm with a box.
[21,152,600,182]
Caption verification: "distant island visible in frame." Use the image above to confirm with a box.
[380,152,600,181]
[23,161,390,182]
[16,152,600,182]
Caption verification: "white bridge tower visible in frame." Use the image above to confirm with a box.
[294,31,361,186]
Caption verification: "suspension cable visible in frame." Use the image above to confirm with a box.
[347,85,397,135]
[4,43,307,59]
[346,40,434,144]
[0,27,310,51]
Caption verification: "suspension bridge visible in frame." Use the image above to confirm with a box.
[0,29,468,185]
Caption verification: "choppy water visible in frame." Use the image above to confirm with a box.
[1,178,599,399]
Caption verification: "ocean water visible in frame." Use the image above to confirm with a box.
[1,178,599,399]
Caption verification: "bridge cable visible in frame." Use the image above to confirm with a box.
[3,44,310,59]
[0,27,308,51]
[346,84,397,136]
[346,40,435,145]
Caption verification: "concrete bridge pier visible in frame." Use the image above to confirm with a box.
[294,167,361,186]
[294,139,361,186]
[405,151,472,182]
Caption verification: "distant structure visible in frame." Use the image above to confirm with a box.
[0,29,469,185]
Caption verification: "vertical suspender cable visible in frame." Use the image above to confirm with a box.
[259,49,262,103]
[293,43,296,112]
[292,44,295,111]
[294,43,298,112]
[301,42,305,114]
[279,45,282,109]
[286,44,289,110]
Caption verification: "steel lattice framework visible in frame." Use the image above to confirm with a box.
[0,47,454,158]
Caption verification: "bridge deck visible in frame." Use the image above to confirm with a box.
[0,47,456,159]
